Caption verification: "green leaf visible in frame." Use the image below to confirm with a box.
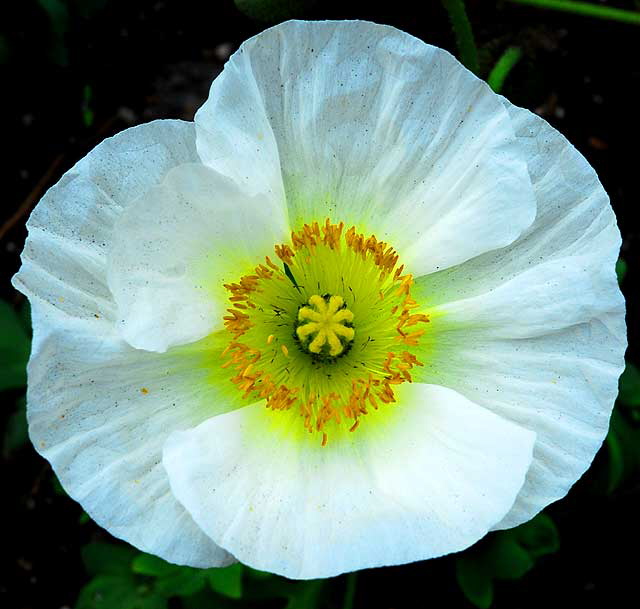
[456,555,493,609]
[603,409,640,491]
[207,563,244,599]
[616,258,627,283]
[155,567,207,598]
[505,0,640,26]
[19,300,32,335]
[485,535,533,580]
[487,47,523,93]
[76,575,166,609]
[618,362,640,407]
[82,543,137,577]
[441,0,479,74]
[133,554,208,597]
[83,84,95,127]
[72,0,109,18]
[605,427,625,494]
[456,513,559,607]
[246,567,274,580]
[0,300,31,391]
[242,574,325,608]
[37,0,70,65]
[3,397,28,458]
[512,513,559,558]
[131,554,175,577]
[286,580,325,609]
[181,588,238,609]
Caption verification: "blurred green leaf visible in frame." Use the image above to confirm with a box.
[603,409,640,493]
[83,84,95,127]
[19,300,32,335]
[155,568,206,597]
[286,580,324,609]
[207,563,244,599]
[131,554,174,577]
[82,542,137,577]
[242,573,325,608]
[133,554,210,598]
[605,427,625,494]
[441,0,479,74]
[487,46,522,93]
[342,572,357,609]
[52,472,67,496]
[72,0,108,18]
[618,362,640,407]
[246,566,274,580]
[234,0,316,22]
[76,575,166,609]
[0,300,31,391]
[181,588,238,609]
[513,513,559,558]
[456,555,493,609]
[616,258,627,283]
[456,513,559,608]
[506,0,640,26]
[38,0,70,65]
[484,535,533,580]
[3,397,28,458]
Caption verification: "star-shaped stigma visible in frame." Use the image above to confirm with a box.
[296,294,355,357]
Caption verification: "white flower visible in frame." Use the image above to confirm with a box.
[14,20,625,580]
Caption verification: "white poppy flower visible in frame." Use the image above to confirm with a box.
[14,20,626,580]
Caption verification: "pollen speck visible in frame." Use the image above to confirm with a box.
[140,387,149,395]
[281,344,289,357]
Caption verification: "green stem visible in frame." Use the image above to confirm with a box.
[506,0,640,25]
[342,572,357,609]
[441,0,479,74]
[487,46,523,93]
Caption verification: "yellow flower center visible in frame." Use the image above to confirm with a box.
[221,219,430,445]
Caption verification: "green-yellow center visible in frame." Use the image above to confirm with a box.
[220,219,430,446]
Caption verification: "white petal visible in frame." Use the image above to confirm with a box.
[163,383,535,579]
[415,102,626,529]
[195,20,536,275]
[13,120,231,566]
[107,163,289,352]
[27,321,237,568]
[12,120,198,326]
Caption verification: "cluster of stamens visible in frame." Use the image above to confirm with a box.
[221,219,430,445]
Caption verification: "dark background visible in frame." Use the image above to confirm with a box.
[1,1,639,608]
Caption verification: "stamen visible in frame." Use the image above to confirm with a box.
[221,219,430,445]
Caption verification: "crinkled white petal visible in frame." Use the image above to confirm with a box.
[195,19,536,275]
[13,120,231,566]
[107,163,289,352]
[163,383,535,579]
[13,120,198,327]
[27,320,235,568]
[415,102,626,529]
